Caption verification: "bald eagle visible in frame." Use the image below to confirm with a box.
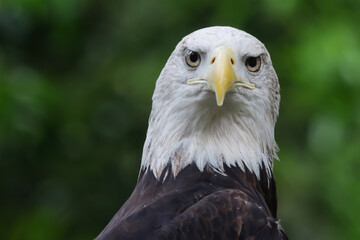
[96,26,287,240]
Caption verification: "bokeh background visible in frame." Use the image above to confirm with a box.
[1,0,359,239]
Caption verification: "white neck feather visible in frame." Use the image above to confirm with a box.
[140,87,279,180]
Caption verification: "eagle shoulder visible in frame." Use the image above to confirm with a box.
[96,188,286,240]
[153,189,287,240]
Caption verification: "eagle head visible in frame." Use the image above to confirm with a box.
[141,26,280,179]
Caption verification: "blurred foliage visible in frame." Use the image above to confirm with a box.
[0,0,359,239]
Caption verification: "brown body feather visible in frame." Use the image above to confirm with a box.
[95,164,287,240]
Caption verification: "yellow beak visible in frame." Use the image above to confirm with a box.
[187,46,255,106]
[208,46,237,106]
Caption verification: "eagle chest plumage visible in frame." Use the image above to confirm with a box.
[95,26,288,240]
[97,164,285,240]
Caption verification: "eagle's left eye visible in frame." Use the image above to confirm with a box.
[185,50,201,67]
[245,56,261,72]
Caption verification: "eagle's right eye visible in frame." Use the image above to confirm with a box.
[185,50,201,67]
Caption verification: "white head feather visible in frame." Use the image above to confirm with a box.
[140,26,280,179]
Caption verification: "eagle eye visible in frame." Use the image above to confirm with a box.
[185,50,201,67]
[245,56,261,72]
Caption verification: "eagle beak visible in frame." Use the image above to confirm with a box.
[187,46,255,106]
[208,46,255,106]
[209,47,236,106]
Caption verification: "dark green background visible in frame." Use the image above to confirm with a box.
[1,0,359,239]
